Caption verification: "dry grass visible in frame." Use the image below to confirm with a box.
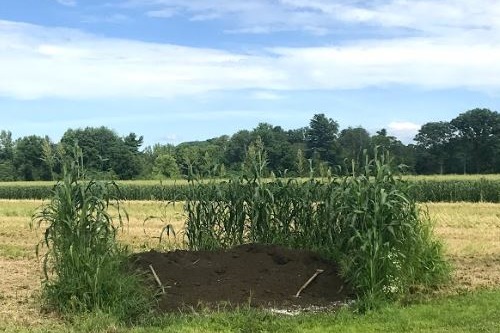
[0,200,498,327]
[427,202,500,290]
[116,201,186,251]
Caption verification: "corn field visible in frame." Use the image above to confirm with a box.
[0,178,499,202]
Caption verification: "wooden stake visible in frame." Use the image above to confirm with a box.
[295,269,324,298]
[149,264,166,294]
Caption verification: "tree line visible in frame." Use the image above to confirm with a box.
[0,108,498,181]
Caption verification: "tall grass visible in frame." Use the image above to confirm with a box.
[183,149,450,309]
[31,150,153,321]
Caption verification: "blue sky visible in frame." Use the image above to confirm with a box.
[1,0,500,147]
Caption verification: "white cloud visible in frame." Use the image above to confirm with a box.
[126,0,332,34]
[123,0,500,40]
[388,121,421,143]
[0,20,285,99]
[56,0,77,6]
[388,121,421,132]
[1,19,500,99]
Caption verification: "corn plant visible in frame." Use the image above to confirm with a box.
[31,149,153,320]
[183,147,450,310]
[322,151,449,309]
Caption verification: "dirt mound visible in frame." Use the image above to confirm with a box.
[132,244,351,312]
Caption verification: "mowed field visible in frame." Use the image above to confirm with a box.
[0,200,499,330]
[0,173,500,188]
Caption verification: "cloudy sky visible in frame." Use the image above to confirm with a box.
[1,0,499,146]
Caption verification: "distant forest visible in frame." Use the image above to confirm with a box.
[1,108,499,181]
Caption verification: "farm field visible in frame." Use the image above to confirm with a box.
[0,200,499,332]
[0,176,499,203]
[1,173,500,188]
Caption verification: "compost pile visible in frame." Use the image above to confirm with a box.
[132,244,351,312]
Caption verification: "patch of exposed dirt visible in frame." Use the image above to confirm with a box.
[132,244,351,312]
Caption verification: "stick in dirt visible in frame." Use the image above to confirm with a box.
[295,269,324,298]
[149,264,166,294]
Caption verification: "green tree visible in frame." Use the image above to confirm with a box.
[253,123,294,175]
[0,130,15,181]
[153,154,180,178]
[338,127,371,166]
[450,108,500,173]
[123,133,143,153]
[61,127,143,179]
[306,114,339,165]
[175,144,200,177]
[0,130,14,161]
[14,135,51,180]
[224,130,253,171]
[141,144,176,178]
[287,127,307,145]
[0,162,15,181]
[371,129,415,171]
[414,122,454,174]
[371,129,392,149]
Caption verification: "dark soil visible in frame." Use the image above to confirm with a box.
[131,244,351,312]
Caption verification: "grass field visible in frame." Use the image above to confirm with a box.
[0,200,499,332]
